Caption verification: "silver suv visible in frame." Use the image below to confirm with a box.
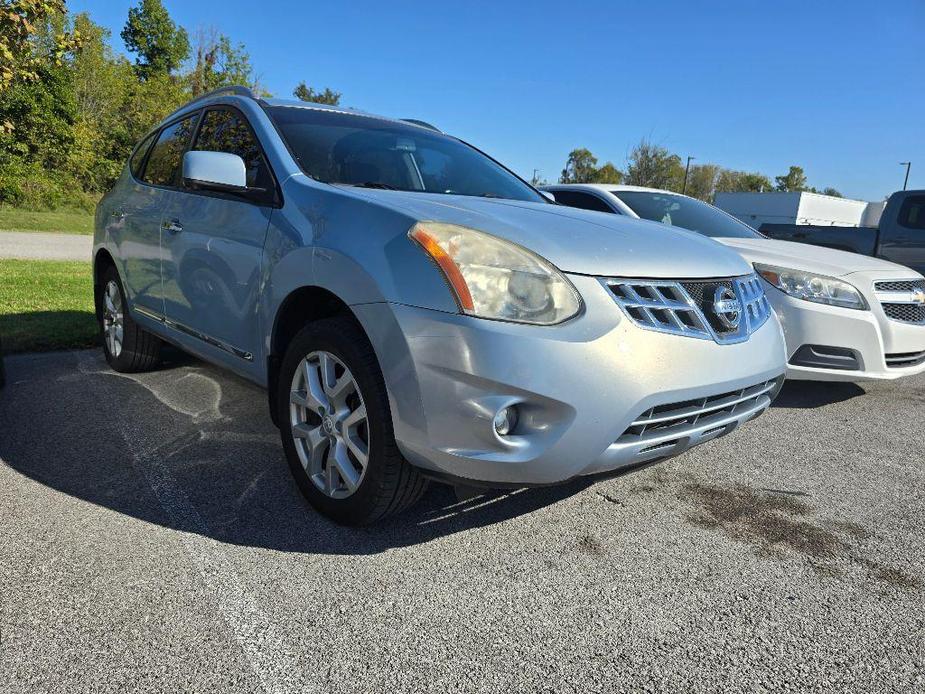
[93,87,786,525]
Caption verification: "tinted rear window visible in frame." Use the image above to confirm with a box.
[550,190,615,213]
[129,131,157,178]
[142,114,198,187]
[898,195,925,230]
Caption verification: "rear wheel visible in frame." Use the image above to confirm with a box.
[277,316,427,525]
[99,267,162,372]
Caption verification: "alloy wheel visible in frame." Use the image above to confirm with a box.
[102,280,124,358]
[289,350,370,499]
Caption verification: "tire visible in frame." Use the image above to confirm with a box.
[277,315,427,525]
[99,266,162,373]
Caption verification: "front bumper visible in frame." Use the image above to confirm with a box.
[354,274,786,485]
[766,271,925,382]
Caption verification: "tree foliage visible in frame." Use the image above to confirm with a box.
[293,82,341,105]
[120,0,189,78]
[774,165,808,192]
[624,139,685,190]
[190,29,258,96]
[0,0,346,210]
[0,0,80,93]
[559,148,623,184]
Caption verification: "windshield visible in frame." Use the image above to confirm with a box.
[266,106,545,203]
[612,191,761,238]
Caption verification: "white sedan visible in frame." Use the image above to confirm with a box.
[543,184,925,382]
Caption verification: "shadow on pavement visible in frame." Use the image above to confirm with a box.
[772,380,866,409]
[0,350,591,556]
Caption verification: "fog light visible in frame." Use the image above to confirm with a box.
[493,406,518,436]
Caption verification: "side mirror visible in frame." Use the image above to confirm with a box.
[183,151,247,192]
[540,190,556,203]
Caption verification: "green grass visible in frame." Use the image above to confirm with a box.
[0,259,97,353]
[0,207,94,235]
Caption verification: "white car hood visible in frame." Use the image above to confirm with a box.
[716,237,911,278]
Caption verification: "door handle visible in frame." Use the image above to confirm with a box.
[162,219,183,234]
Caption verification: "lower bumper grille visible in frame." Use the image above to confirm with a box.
[611,377,782,462]
[882,303,925,324]
[885,351,925,368]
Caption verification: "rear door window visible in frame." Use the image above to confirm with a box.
[552,190,616,213]
[141,114,198,187]
[897,195,925,230]
[193,108,275,204]
[129,131,157,179]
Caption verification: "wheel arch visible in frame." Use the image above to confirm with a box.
[93,248,118,320]
[266,285,365,427]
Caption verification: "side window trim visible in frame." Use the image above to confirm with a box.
[137,109,203,190]
[189,104,282,208]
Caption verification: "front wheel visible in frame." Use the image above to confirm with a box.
[277,316,427,525]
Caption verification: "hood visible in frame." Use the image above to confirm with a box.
[716,237,911,278]
[347,189,752,278]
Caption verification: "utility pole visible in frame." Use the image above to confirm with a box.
[532,168,540,185]
[682,156,695,195]
[900,162,911,191]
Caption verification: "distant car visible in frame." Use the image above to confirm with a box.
[93,87,787,525]
[544,184,925,381]
[758,189,925,276]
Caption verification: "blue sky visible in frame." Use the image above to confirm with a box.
[71,0,923,200]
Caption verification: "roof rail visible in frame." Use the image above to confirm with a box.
[400,118,441,132]
[164,85,257,121]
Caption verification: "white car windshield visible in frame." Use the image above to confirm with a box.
[267,106,545,203]
[612,191,761,239]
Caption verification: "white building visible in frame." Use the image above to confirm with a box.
[713,191,886,229]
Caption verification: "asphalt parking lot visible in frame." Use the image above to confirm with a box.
[1,349,923,693]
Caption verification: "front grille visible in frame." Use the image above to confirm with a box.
[616,377,782,453]
[882,303,925,324]
[874,278,925,324]
[885,351,925,368]
[603,274,772,344]
[875,279,925,292]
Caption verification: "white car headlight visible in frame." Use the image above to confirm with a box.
[754,263,866,310]
[409,222,581,325]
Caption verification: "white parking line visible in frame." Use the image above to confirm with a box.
[77,353,308,694]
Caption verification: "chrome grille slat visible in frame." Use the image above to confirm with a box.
[630,380,778,427]
[616,377,782,449]
[602,273,772,344]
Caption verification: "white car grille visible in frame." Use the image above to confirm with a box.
[874,279,925,325]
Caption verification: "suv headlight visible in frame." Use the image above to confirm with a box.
[755,263,866,310]
[409,222,581,324]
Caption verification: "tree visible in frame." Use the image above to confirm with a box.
[293,82,341,105]
[715,169,772,194]
[559,148,598,183]
[592,162,623,184]
[0,1,80,93]
[624,139,685,191]
[190,29,258,96]
[822,187,843,197]
[121,0,189,78]
[775,165,808,192]
[685,163,721,201]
